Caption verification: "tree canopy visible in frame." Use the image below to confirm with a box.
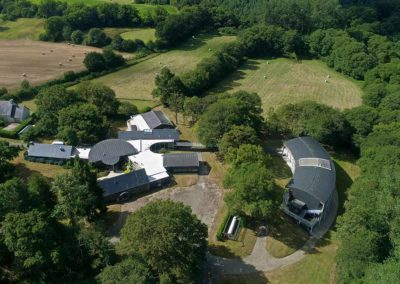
[118,200,208,283]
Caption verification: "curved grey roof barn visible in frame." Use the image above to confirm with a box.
[89,139,137,165]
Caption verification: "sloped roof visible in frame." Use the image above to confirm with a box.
[27,143,75,159]
[0,100,13,117]
[118,129,179,141]
[89,139,138,165]
[163,153,200,168]
[98,169,149,197]
[141,111,173,129]
[284,137,336,209]
[0,100,30,120]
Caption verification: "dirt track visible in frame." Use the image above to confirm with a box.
[0,40,102,89]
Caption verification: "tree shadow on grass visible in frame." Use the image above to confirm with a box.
[268,213,309,256]
[210,60,262,94]
[333,160,353,217]
[0,26,9,32]
[176,33,217,52]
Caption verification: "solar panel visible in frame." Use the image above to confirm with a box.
[298,158,331,170]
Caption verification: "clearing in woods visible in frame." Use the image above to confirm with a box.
[0,40,103,90]
[76,33,236,101]
[120,28,156,43]
[211,58,363,111]
[103,27,156,43]
[0,18,45,40]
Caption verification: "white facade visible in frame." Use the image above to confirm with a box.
[127,139,173,182]
[282,146,296,173]
[127,115,150,131]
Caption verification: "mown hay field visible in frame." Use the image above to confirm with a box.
[78,34,236,101]
[0,40,102,89]
[212,58,363,112]
[0,18,45,40]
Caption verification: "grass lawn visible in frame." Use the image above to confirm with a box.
[121,28,156,43]
[266,213,309,258]
[103,28,156,43]
[12,152,68,180]
[211,58,363,112]
[20,98,38,112]
[209,225,258,259]
[77,33,236,101]
[172,174,199,187]
[0,18,45,40]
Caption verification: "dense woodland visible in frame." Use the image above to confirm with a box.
[0,0,400,283]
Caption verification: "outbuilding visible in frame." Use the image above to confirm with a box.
[163,153,201,173]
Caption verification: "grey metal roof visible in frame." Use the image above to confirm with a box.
[141,111,173,129]
[118,129,179,141]
[284,137,336,209]
[98,169,149,197]
[89,139,138,165]
[163,153,200,168]
[0,100,30,120]
[27,143,75,159]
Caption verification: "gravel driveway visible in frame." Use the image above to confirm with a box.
[109,176,223,242]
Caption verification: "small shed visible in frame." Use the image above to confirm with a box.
[163,153,201,173]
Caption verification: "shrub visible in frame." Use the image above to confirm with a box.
[71,30,84,44]
[216,213,231,241]
[83,52,107,72]
[140,106,152,113]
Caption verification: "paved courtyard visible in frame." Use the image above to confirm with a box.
[109,176,223,241]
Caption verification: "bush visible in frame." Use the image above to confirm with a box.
[118,102,139,117]
[216,213,231,241]
[71,30,84,44]
[102,49,125,69]
[140,106,152,113]
[86,28,111,48]
[83,52,107,72]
